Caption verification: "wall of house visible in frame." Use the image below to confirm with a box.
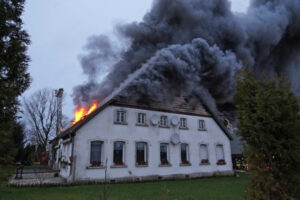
[59,139,73,178]
[63,105,233,181]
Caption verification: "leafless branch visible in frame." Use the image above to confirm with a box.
[23,88,69,151]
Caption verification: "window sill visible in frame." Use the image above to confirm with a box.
[110,164,127,168]
[114,122,128,125]
[136,123,148,127]
[216,162,226,166]
[159,126,170,129]
[180,163,191,166]
[135,164,149,168]
[199,162,210,166]
[179,127,189,130]
[86,166,105,169]
[159,164,172,167]
[198,128,207,131]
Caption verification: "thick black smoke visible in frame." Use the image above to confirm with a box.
[73,0,300,110]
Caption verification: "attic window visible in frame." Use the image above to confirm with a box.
[179,118,187,129]
[159,116,168,127]
[114,110,127,124]
[198,120,206,131]
[137,113,147,125]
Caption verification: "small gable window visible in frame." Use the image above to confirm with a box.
[179,118,187,129]
[115,110,126,124]
[159,116,168,127]
[199,120,206,130]
[137,113,147,125]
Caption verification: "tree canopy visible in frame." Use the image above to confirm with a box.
[235,70,300,200]
[0,0,30,164]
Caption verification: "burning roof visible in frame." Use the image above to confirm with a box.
[61,87,232,140]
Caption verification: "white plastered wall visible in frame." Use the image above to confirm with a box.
[63,105,232,181]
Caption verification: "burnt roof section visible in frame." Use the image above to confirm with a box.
[111,92,211,117]
[59,90,232,140]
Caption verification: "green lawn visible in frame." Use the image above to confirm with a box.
[0,166,14,187]
[0,174,249,200]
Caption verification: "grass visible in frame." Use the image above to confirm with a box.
[0,165,14,187]
[0,173,249,200]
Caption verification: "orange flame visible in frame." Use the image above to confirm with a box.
[73,103,98,124]
[87,103,98,115]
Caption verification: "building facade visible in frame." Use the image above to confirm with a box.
[56,96,233,182]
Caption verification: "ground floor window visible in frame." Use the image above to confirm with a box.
[180,143,189,164]
[87,141,227,168]
[113,141,125,165]
[90,141,102,166]
[200,144,209,164]
[136,142,148,165]
[216,144,226,165]
[160,143,169,165]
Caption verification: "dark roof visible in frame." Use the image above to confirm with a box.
[112,93,210,116]
[59,91,232,140]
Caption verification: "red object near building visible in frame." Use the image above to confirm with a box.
[40,152,49,165]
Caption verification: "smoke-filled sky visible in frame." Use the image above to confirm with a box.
[70,0,300,115]
[22,0,250,119]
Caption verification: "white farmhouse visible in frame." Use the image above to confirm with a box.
[54,94,233,182]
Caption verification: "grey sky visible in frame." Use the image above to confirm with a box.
[22,0,250,120]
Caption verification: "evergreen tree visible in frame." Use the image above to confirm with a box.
[0,0,30,165]
[235,70,300,200]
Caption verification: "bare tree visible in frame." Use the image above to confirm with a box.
[23,88,69,152]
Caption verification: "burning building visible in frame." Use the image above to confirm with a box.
[53,0,300,182]
[55,90,233,182]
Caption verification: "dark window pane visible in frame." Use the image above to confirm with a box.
[160,144,168,164]
[180,118,187,128]
[114,142,124,165]
[199,120,205,129]
[136,143,146,165]
[181,144,188,163]
[90,141,102,165]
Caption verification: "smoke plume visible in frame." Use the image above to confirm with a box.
[73,0,300,111]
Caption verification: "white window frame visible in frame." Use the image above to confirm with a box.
[159,116,168,127]
[199,144,210,165]
[159,143,170,166]
[216,144,226,165]
[135,142,148,166]
[180,143,190,165]
[179,118,187,129]
[198,119,206,130]
[89,140,103,167]
[112,141,126,166]
[137,113,147,125]
[114,109,127,124]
